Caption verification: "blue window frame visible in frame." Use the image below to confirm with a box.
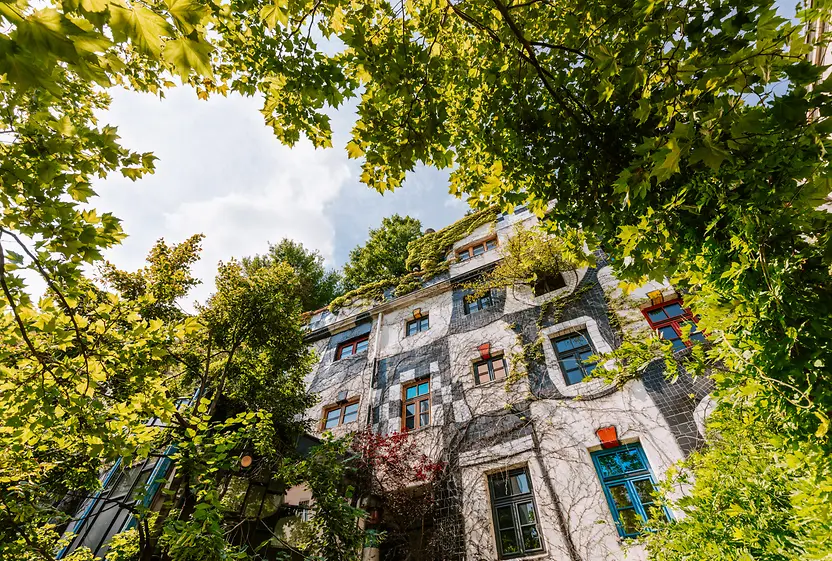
[591,443,670,538]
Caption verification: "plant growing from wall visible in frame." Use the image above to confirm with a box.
[328,208,499,312]
[350,428,447,560]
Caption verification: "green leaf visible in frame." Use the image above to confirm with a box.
[162,36,214,80]
[109,2,173,57]
[259,0,288,29]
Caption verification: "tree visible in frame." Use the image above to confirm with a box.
[343,215,423,290]
[4,0,832,557]
[243,239,343,312]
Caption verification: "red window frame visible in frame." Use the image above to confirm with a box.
[641,299,705,351]
[335,335,370,360]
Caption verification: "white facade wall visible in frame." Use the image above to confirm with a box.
[301,209,710,561]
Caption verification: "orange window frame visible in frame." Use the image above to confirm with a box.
[321,398,360,430]
[402,379,431,431]
[456,236,498,261]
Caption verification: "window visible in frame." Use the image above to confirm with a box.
[552,330,596,385]
[457,237,499,261]
[406,316,430,336]
[335,334,370,360]
[488,467,544,558]
[642,300,705,351]
[322,400,359,429]
[402,379,431,430]
[464,292,493,315]
[474,356,507,385]
[591,443,669,537]
[532,272,566,297]
[298,500,311,522]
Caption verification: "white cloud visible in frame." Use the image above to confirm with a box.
[93,86,351,308]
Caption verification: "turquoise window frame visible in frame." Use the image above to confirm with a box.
[590,443,671,538]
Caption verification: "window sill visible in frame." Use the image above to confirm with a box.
[501,551,548,561]
[471,377,508,390]
[400,425,434,435]
[333,352,368,363]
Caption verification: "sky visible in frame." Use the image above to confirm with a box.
[94,87,468,307]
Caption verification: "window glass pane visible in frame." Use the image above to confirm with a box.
[564,367,586,385]
[662,303,685,318]
[516,502,536,525]
[608,484,633,509]
[500,530,520,554]
[521,526,542,550]
[481,295,492,309]
[633,479,655,504]
[472,244,485,256]
[419,399,430,413]
[342,403,359,424]
[555,337,574,353]
[560,356,579,372]
[647,308,669,323]
[339,345,353,358]
[355,339,369,353]
[110,464,142,498]
[418,381,430,396]
[478,370,492,384]
[407,322,418,336]
[618,508,641,535]
[486,239,498,251]
[458,251,470,261]
[325,409,341,429]
[419,412,429,427]
[405,386,417,400]
[511,472,530,495]
[571,333,590,348]
[492,475,510,499]
[496,506,514,530]
[493,359,506,379]
[405,409,415,430]
[658,326,683,349]
[597,449,646,479]
[420,318,430,331]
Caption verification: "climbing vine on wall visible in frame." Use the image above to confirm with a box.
[328,208,499,312]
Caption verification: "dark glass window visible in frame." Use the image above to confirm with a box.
[642,300,705,351]
[591,443,670,537]
[403,379,431,430]
[322,400,359,429]
[532,272,566,297]
[335,335,370,360]
[488,468,544,558]
[406,316,430,336]
[552,330,596,385]
[464,292,493,315]
[474,356,507,385]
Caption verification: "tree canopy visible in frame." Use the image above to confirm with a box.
[3,0,832,557]
[243,238,343,312]
[342,215,423,290]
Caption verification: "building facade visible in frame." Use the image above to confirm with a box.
[301,208,713,561]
